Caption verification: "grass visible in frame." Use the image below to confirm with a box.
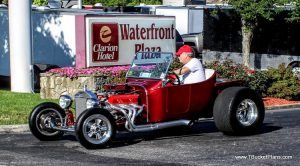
[0,90,57,125]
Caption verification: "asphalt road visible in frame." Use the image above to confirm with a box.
[0,108,299,165]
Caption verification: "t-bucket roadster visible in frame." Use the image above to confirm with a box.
[29,52,265,149]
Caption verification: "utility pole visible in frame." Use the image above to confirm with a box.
[78,0,82,9]
[8,0,33,93]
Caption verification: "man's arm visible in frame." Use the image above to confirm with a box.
[173,66,190,75]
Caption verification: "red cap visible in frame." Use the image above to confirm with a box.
[176,45,193,56]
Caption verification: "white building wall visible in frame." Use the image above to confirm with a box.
[0,9,76,76]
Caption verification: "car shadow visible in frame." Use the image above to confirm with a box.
[143,120,219,140]
[216,123,283,137]
[257,123,283,135]
[60,121,282,149]
[108,121,283,148]
[108,120,220,148]
[61,134,77,141]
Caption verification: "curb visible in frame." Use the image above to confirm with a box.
[265,103,300,110]
[0,124,29,134]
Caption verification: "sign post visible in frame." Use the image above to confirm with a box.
[8,0,33,93]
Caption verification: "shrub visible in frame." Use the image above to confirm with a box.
[204,60,255,82]
[32,0,48,6]
[265,64,300,100]
[169,58,182,71]
[205,60,300,100]
[247,70,270,97]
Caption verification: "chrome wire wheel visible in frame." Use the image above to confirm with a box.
[236,99,258,126]
[82,114,113,145]
[36,108,63,136]
[29,102,66,140]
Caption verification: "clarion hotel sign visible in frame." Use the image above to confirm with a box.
[86,16,176,67]
[92,23,119,62]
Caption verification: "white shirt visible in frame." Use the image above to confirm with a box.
[182,58,205,84]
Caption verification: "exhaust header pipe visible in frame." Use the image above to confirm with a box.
[132,120,192,132]
[110,104,193,132]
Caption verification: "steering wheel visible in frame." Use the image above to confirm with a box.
[167,71,181,85]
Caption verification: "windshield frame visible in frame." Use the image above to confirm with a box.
[126,52,174,80]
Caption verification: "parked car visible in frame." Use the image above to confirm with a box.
[0,4,7,8]
[181,33,202,58]
[29,52,265,149]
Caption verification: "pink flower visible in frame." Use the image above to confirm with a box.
[48,66,130,79]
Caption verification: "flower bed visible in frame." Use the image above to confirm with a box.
[48,65,130,79]
[263,97,300,107]
[40,66,130,99]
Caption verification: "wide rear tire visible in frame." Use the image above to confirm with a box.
[213,87,265,135]
[75,108,116,149]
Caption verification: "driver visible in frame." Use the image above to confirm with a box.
[173,45,205,84]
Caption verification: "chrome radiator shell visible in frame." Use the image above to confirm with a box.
[74,90,98,119]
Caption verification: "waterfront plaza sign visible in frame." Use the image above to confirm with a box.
[85,16,176,67]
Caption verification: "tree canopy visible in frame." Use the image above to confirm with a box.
[227,0,300,67]
[229,0,277,28]
[0,0,8,4]
[229,0,300,28]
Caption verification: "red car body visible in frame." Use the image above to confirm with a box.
[125,74,216,122]
[105,69,241,123]
[29,52,264,149]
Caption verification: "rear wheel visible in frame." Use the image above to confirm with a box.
[213,87,265,135]
[29,102,66,140]
[75,109,116,149]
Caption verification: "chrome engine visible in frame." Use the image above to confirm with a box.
[74,88,145,129]
[57,87,191,133]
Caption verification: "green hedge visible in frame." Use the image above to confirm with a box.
[205,60,300,100]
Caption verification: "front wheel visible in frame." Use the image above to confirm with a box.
[75,108,116,149]
[213,87,265,135]
[29,102,66,141]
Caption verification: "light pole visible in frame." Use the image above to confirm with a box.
[8,0,33,93]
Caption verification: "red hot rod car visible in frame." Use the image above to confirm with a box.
[29,52,265,149]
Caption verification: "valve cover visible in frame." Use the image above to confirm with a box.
[108,94,139,104]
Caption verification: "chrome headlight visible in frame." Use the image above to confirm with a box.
[86,98,99,109]
[59,95,72,109]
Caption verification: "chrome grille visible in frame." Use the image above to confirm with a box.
[75,97,86,119]
[74,90,98,119]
